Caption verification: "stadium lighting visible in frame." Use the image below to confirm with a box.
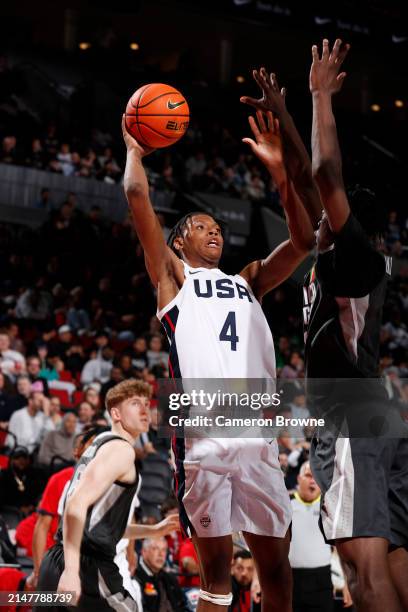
[236,75,245,83]
[130,42,140,51]
[79,42,91,50]
[395,99,404,108]
[370,104,381,112]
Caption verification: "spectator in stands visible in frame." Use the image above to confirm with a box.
[35,187,52,210]
[25,139,45,171]
[55,143,74,176]
[0,135,18,164]
[66,287,91,333]
[179,537,200,588]
[130,337,148,371]
[37,412,77,466]
[76,401,95,433]
[6,391,52,453]
[118,354,137,379]
[12,375,32,412]
[0,371,15,424]
[26,356,49,395]
[230,550,259,612]
[100,366,124,401]
[147,334,169,369]
[289,462,334,612]
[80,345,114,385]
[0,330,25,379]
[84,386,101,413]
[0,446,44,515]
[288,392,310,420]
[50,325,73,360]
[47,396,62,430]
[15,286,53,321]
[136,537,189,611]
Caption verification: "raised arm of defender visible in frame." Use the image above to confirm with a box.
[310,39,351,233]
[240,110,315,298]
[241,67,322,228]
[122,117,183,294]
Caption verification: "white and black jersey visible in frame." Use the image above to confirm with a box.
[303,213,390,380]
[56,431,139,560]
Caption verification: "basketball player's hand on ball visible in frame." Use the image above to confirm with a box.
[310,39,350,95]
[242,110,285,180]
[57,568,81,606]
[240,67,287,117]
[121,115,155,157]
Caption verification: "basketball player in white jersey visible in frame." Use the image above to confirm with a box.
[122,110,315,611]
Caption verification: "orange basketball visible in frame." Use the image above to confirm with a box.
[125,83,190,149]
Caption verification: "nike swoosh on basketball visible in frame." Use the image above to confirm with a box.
[167,100,186,110]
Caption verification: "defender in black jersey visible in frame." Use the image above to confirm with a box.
[307,39,408,611]
[35,379,179,612]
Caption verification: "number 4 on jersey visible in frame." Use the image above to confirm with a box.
[219,311,239,351]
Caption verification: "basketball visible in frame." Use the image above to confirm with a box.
[125,83,190,149]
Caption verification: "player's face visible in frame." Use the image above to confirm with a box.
[297,464,320,502]
[181,214,224,265]
[315,212,334,252]
[118,395,151,436]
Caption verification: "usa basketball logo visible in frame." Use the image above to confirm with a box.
[200,514,211,528]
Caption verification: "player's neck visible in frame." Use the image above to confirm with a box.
[111,423,137,444]
[184,256,219,270]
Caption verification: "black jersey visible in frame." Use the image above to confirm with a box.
[57,431,139,560]
[303,213,391,379]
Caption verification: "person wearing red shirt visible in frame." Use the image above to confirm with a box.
[0,568,32,612]
[179,537,200,588]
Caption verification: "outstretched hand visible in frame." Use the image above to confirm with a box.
[241,67,287,116]
[242,110,285,179]
[121,114,155,157]
[310,38,350,95]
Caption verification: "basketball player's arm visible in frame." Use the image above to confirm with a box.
[241,111,314,297]
[241,68,322,228]
[122,116,183,288]
[124,513,179,539]
[57,441,135,601]
[310,39,351,233]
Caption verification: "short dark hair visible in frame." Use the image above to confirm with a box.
[347,185,387,239]
[233,549,252,561]
[167,212,228,258]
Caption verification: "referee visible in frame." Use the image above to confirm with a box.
[289,462,333,612]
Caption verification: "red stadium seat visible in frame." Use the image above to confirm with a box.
[59,370,73,382]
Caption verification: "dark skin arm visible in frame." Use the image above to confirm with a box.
[310,38,351,233]
[241,67,322,228]
[122,116,184,308]
[240,110,315,299]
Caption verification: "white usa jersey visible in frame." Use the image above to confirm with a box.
[157,262,276,378]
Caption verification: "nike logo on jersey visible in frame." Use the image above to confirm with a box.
[188,270,201,275]
[167,100,186,110]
